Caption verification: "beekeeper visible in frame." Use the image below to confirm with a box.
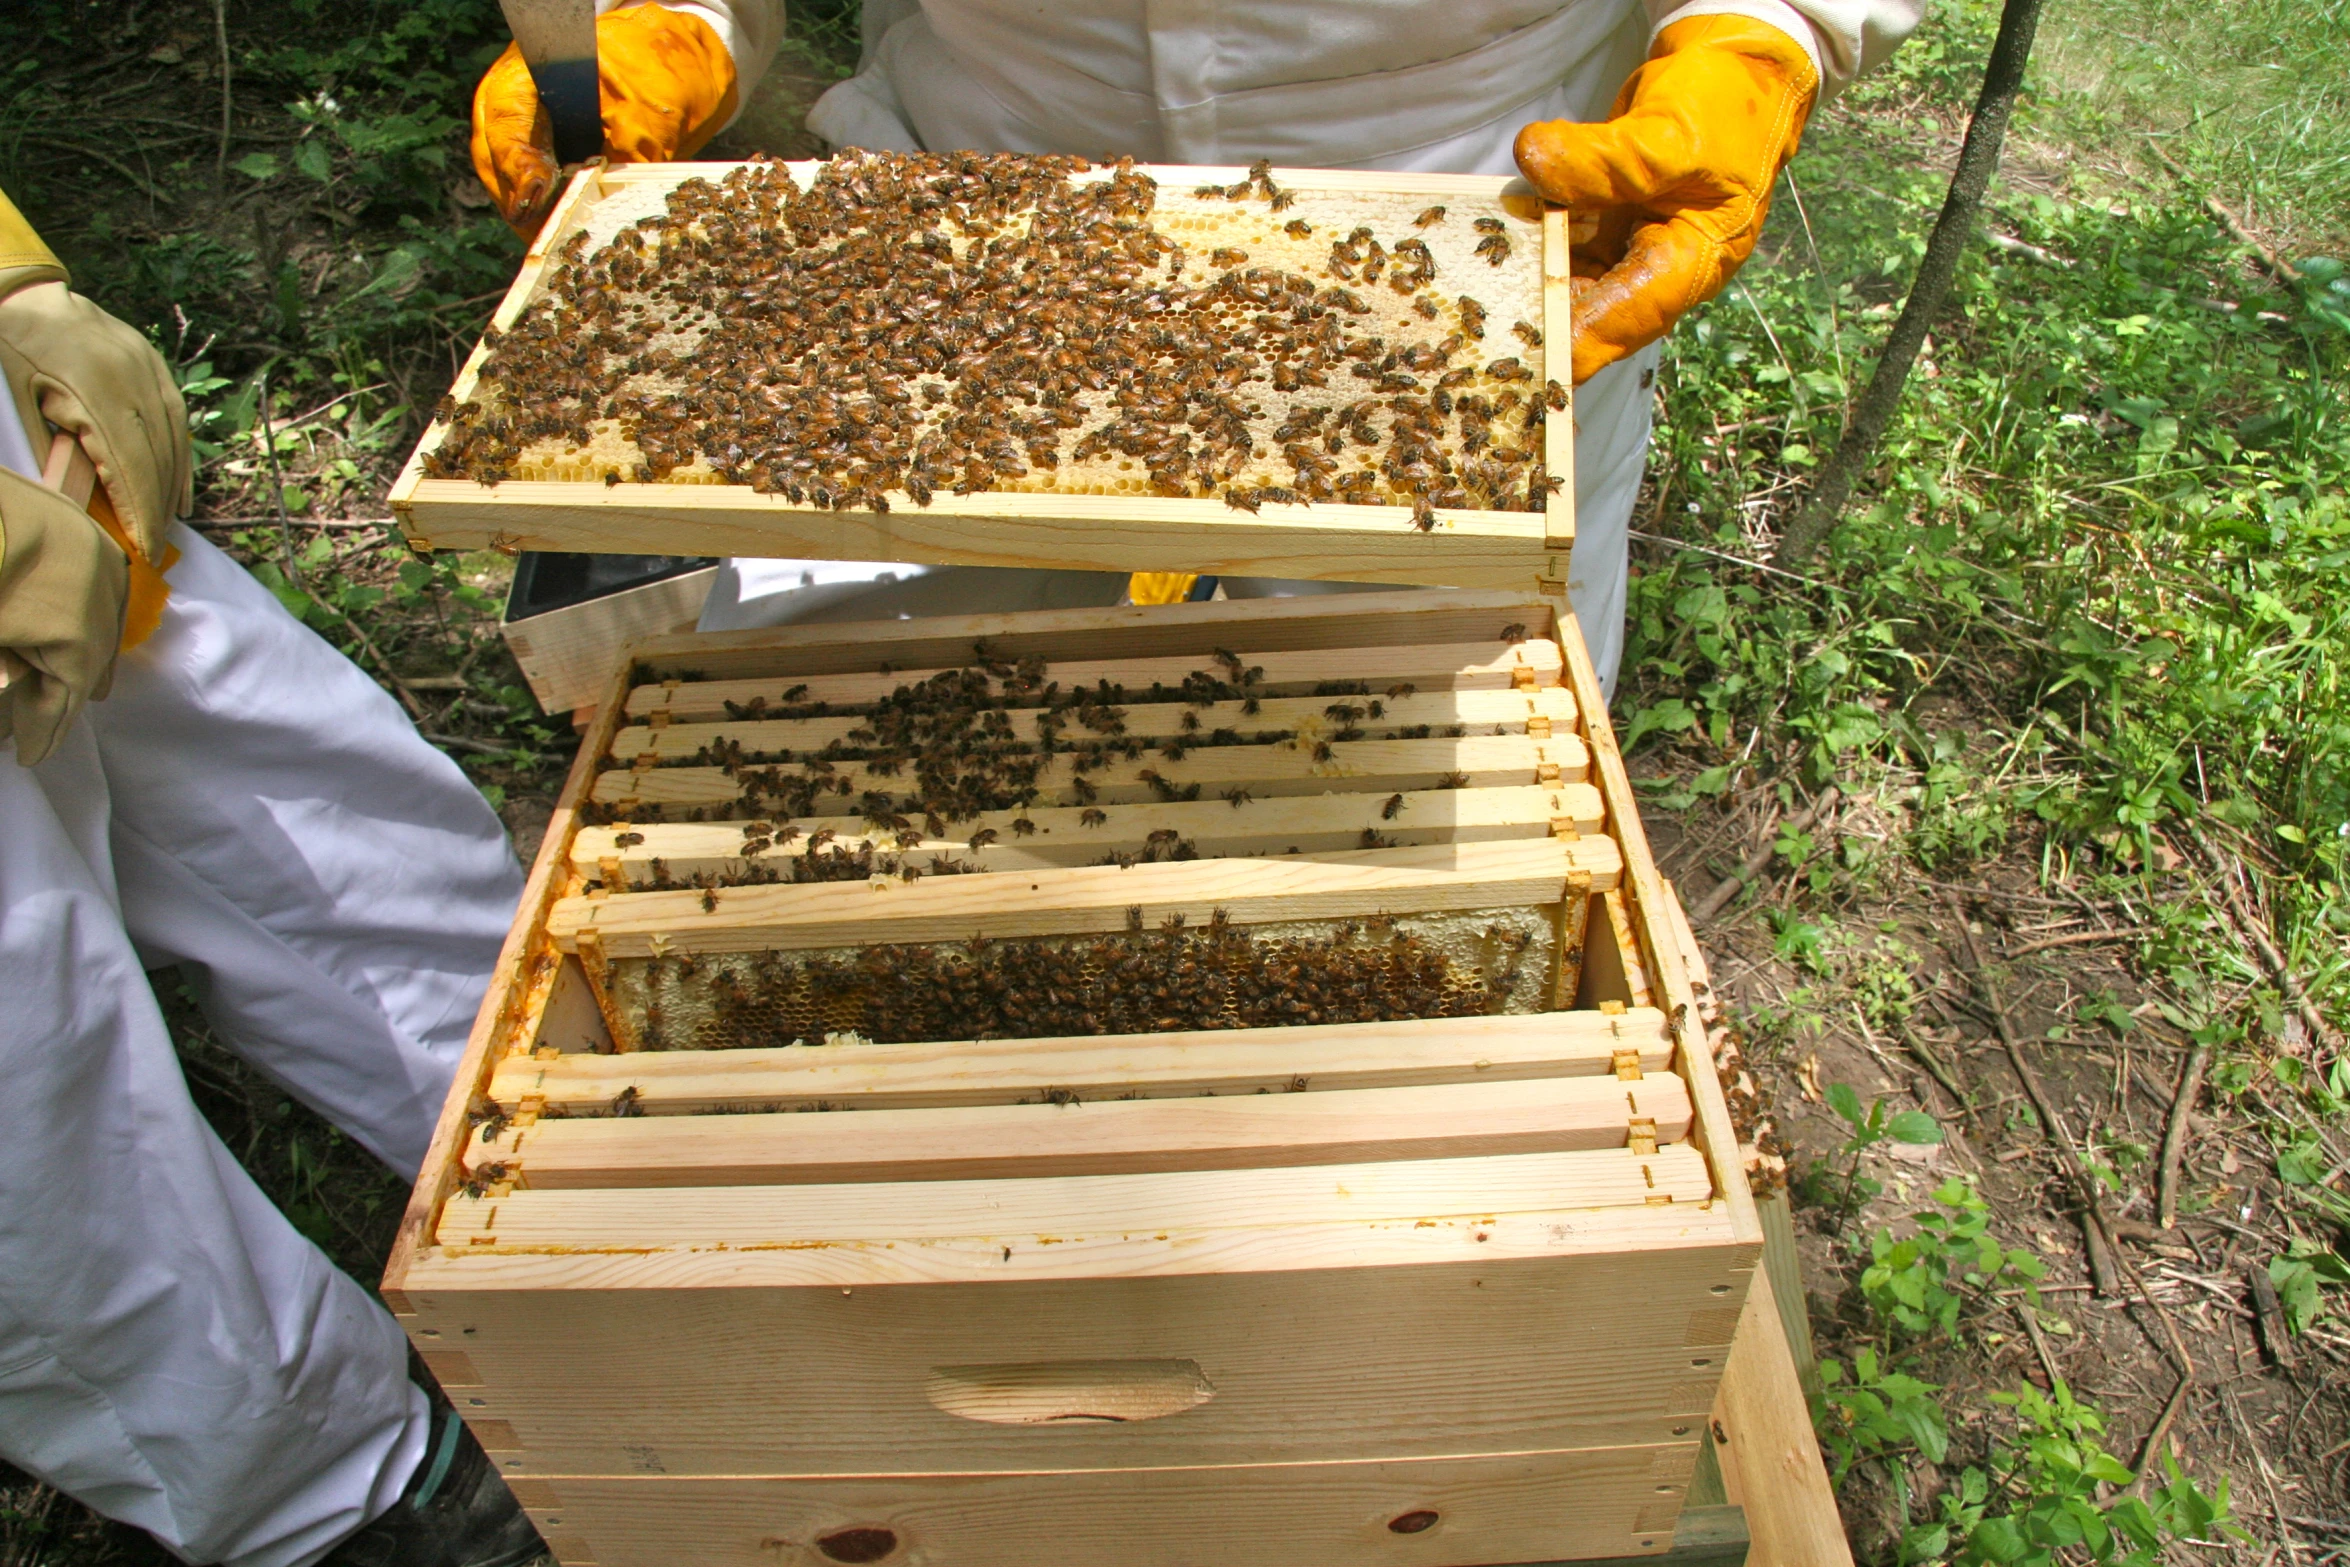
[0,192,538,1567]
[471,0,1919,697]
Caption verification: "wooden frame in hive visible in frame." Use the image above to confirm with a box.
[386,162,1577,593]
[381,589,1791,1567]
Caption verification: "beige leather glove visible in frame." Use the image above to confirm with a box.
[0,466,128,764]
[0,280,191,567]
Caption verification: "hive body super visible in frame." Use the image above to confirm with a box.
[383,588,1760,1567]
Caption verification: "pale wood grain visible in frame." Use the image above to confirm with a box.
[596,159,1531,199]
[591,732,1591,811]
[491,1007,1676,1115]
[1711,1268,1853,1567]
[546,837,1576,958]
[409,1200,1742,1294]
[624,637,1567,722]
[626,588,1557,684]
[398,478,1548,588]
[571,784,1612,884]
[380,657,632,1309]
[1541,205,1576,556]
[387,590,1762,1557]
[609,687,1576,764]
[464,1073,1695,1188]
[1558,612,1763,1255]
[486,1445,1696,1567]
[400,1233,1746,1475]
[437,1147,1713,1250]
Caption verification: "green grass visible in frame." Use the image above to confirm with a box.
[1625,0,2350,1038]
[2039,0,2350,258]
[1621,6,2350,1553]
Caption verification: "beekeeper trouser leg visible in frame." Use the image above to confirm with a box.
[84,525,525,1175]
[1565,342,1660,701]
[0,527,523,1567]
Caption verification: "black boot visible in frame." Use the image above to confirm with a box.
[319,1412,545,1567]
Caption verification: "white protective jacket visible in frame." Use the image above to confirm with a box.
[684,0,1921,692]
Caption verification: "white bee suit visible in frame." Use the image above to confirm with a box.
[0,379,523,1564]
[692,0,1917,694]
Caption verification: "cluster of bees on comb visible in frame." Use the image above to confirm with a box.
[619,909,1543,1051]
[422,149,1565,528]
[584,642,1469,851]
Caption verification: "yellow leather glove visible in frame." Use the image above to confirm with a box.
[1514,15,1819,385]
[1126,572,1200,606]
[0,466,128,764]
[472,3,741,236]
[0,280,192,568]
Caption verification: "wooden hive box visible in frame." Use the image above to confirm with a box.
[386,158,1575,596]
[382,587,1766,1567]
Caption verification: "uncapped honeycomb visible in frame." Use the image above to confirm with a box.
[424,151,1556,526]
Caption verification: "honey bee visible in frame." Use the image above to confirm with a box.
[1512,320,1543,347]
[1436,770,1469,788]
[1210,247,1249,267]
[1381,791,1406,820]
[1283,219,1313,238]
[1011,817,1037,836]
[1500,622,1528,643]
[613,830,645,847]
[1222,786,1253,808]
[1414,205,1446,227]
[1080,807,1108,828]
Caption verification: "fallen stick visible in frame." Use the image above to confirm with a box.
[1946,893,2121,1296]
[2248,1264,2298,1370]
[2013,1300,2065,1391]
[2222,868,2346,1067]
[2157,1041,2210,1231]
[2128,1370,2195,1500]
[1895,1016,1973,1119]
[2146,140,2301,284]
[1689,785,1840,924]
[2002,926,2155,958]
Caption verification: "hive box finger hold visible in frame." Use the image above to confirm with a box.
[386,587,1764,1567]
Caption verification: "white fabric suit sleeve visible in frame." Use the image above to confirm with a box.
[1645,0,1924,96]
[602,0,789,104]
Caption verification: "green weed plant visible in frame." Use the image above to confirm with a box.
[1861,1178,2046,1340]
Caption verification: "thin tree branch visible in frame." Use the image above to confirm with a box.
[1771,0,2050,568]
